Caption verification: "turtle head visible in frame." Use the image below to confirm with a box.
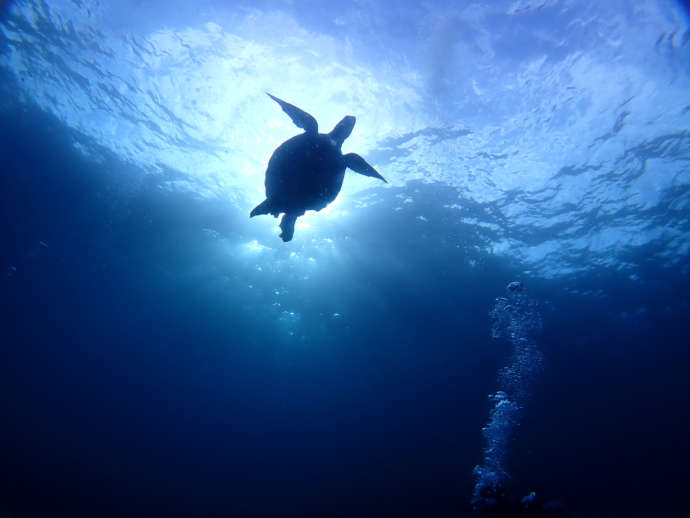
[329,115,356,147]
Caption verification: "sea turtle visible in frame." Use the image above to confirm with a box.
[250,93,387,242]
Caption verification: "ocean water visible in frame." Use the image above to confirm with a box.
[1,1,689,516]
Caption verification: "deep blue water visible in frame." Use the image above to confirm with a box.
[2,1,690,517]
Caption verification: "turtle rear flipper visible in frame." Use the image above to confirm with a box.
[266,93,318,134]
[344,153,387,183]
[279,211,304,242]
[250,199,273,217]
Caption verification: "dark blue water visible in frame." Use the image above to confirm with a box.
[2,1,690,517]
[2,99,689,518]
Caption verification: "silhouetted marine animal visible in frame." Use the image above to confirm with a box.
[250,93,387,242]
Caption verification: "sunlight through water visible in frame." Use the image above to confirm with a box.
[1,0,689,277]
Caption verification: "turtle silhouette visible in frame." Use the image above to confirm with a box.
[250,93,387,242]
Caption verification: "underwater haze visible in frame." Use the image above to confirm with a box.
[1,0,689,516]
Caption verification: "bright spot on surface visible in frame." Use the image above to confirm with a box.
[318,196,347,216]
[323,209,349,219]
[267,119,285,129]
[243,240,271,253]
[296,221,311,230]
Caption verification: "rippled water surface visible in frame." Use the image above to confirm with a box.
[3,0,689,276]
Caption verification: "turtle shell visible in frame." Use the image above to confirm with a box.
[265,132,346,214]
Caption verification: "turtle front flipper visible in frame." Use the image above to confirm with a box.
[344,153,387,183]
[266,93,318,134]
[279,211,303,242]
